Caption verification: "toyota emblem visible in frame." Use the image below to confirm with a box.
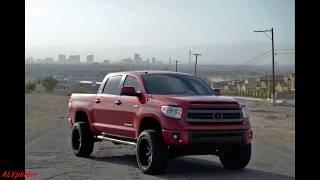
[213,112,223,120]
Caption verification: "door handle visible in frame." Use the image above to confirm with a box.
[95,99,100,103]
[115,100,122,105]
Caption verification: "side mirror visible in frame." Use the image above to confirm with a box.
[120,87,139,96]
[213,88,221,96]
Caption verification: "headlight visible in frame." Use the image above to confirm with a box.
[241,105,250,119]
[161,106,183,119]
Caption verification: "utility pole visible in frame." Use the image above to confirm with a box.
[254,28,275,105]
[147,59,149,71]
[192,53,201,76]
[189,49,192,64]
[267,72,270,100]
[174,60,179,72]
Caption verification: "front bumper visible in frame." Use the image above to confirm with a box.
[162,128,253,146]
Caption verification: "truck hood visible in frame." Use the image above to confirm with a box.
[150,95,240,106]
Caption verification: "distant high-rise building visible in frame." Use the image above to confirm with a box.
[169,58,172,64]
[103,60,110,64]
[58,54,67,63]
[69,55,80,64]
[122,58,133,64]
[134,53,142,64]
[155,60,163,64]
[43,57,55,63]
[25,57,34,64]
[152,57,156,64]
[86,54,94,64]
[189,50,192,64]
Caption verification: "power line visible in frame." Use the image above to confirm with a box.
[238,49,272,66]
[263,32,272,41]
[275,52,295,55]
[275,49,295,51]
[249,53,272,65]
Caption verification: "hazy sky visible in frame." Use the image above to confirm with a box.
[26,0,295,64]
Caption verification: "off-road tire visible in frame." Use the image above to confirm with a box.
[219,143,251,169]
[136,130,168,174]
[71,122,94,157]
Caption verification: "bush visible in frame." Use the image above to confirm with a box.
[41,76,58,92]
[25,82,36,93]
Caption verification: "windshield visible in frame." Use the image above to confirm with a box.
[142,74,214,95]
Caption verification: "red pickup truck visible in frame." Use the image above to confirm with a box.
[68,71,253,174]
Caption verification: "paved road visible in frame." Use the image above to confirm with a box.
[25,94,294,180]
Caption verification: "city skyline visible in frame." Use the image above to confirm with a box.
[26,42,295,66]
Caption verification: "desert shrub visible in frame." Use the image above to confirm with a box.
[41,76,58,92]
[25,82,36,93]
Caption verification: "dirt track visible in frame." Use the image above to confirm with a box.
[25,93,295,179]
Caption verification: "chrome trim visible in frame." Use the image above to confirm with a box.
[187,109,240,113]
[186,109,243,123]
[97,135,136,146]
[186,118,243,123]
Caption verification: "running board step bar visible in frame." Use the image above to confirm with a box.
[96,135,137,146]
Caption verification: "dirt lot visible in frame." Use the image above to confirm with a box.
[25,93,295,180]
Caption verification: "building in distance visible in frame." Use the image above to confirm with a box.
[69,55,80,64]
[134,53,142,64]
[25,57,34,64]
[122,58,134,64]
[58,54,67,63]
[43,57,55,63]
[103,60,110,64]
[86,54,94,64]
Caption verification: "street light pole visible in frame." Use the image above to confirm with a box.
[174,60,179,72]
[192,53,201,76]
[254,28,275,106]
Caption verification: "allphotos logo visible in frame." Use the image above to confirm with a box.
[1,170,38,179]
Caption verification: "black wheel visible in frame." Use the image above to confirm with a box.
[71,122,94,157]
[219,143,251,169]
[136,130,168,174]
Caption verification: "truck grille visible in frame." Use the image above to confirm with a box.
[186,109,243,123]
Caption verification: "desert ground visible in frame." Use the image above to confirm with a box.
[25,93,294,180]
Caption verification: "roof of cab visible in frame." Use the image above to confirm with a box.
[107,70,193,76]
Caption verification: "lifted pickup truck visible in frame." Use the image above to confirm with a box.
[68,71,253,174]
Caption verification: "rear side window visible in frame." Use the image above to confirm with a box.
[123,75,141,92]
[103,75,122,95]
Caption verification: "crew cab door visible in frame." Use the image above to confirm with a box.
[113,75,142,138]
[92,75,123,133]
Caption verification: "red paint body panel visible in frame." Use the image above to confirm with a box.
[68,71,253,146]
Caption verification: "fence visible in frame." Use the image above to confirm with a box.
[221,90,295,100]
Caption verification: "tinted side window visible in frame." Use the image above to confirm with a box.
[103,75,122,95]
[123,75,141,92]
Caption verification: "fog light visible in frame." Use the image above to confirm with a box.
[172,133,180,141]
